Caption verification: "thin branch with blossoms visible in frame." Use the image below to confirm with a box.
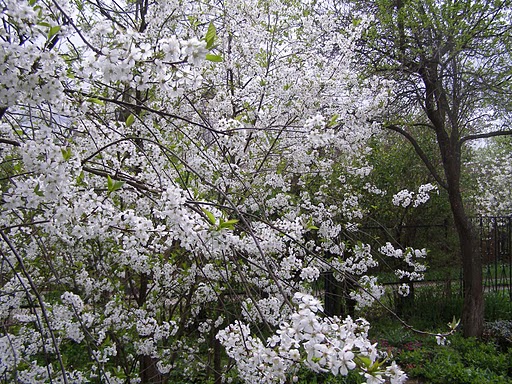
[0,231,69,384]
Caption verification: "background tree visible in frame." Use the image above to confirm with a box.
[467,136,512,216]
[362,131,459,315]
[348,0,512,337]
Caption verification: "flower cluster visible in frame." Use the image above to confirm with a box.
[218,293,407,384]
[392,183,438,208]
[379,243,427,290]
[349,276,386,309]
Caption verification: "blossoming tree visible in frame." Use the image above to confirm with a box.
[467,136,512,216]
[0,0,418,382]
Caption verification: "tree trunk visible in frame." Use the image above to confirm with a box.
[450,195,484,337]
[324,271,342,317]
[441,141,484,337]
[140,355,166,384]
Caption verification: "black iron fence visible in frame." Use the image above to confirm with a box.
[474,216,512,299]
[321,216,512,316]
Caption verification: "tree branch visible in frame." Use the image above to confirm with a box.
[0,231,69,384]
[384,123,448,190]
[0,138,21,147]
[82,166,161,194]
[64,89,224,133]
[460,129,512,145]
[51,0,102,55]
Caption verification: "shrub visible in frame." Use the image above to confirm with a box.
[485,292,512,321]
[397,335,512,383]
[483,320,512,351]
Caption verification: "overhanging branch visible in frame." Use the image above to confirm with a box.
[384,123,448,190]
[460,129,512,145]
[65,89,222,133]
[82,166,161,194]
[0,138,21,147]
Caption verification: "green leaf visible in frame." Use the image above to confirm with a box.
[48,25,61,40]
[218,219,239,230]
[202,208,216,225]
[34,183,44,197]
[86,98,105,106]
[125,114,135,127]
[107,175,114,191]
[206,54,223,62]
[114,181,124,191]
[187,15,199,28]
[449,316,460,330]
[76,170,86,185]
[107,175,124,193]
[61,147,72,161]
[327,114,339,127]
[357,356,372,368]
[205,22,217,49]
[306,217,318,230]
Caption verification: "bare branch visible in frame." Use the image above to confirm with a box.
[460,129,512,145]
[0,138,21,147]
[82,166,161,193]
[64,89,224,133]
[385,123,448,190]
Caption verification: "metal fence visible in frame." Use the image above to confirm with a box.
[474,216,512,299]
[320,216,512,317]
[383,216,512,300]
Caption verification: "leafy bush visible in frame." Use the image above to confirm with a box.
[485,292,512,321]
[397,335,512,383]
[294,368,365,384]
[484,320,512,351]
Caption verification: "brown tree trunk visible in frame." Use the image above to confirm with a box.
[450,195,484,337]
[324,271,342,317]
[440,141,483,337]
[140,355,166,384]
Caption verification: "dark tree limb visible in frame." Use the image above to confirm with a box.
[385,123,448,190]
[0,138,21,147]
[460,128,512,146]
[82,166,160,194]
[64,89,224,133]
